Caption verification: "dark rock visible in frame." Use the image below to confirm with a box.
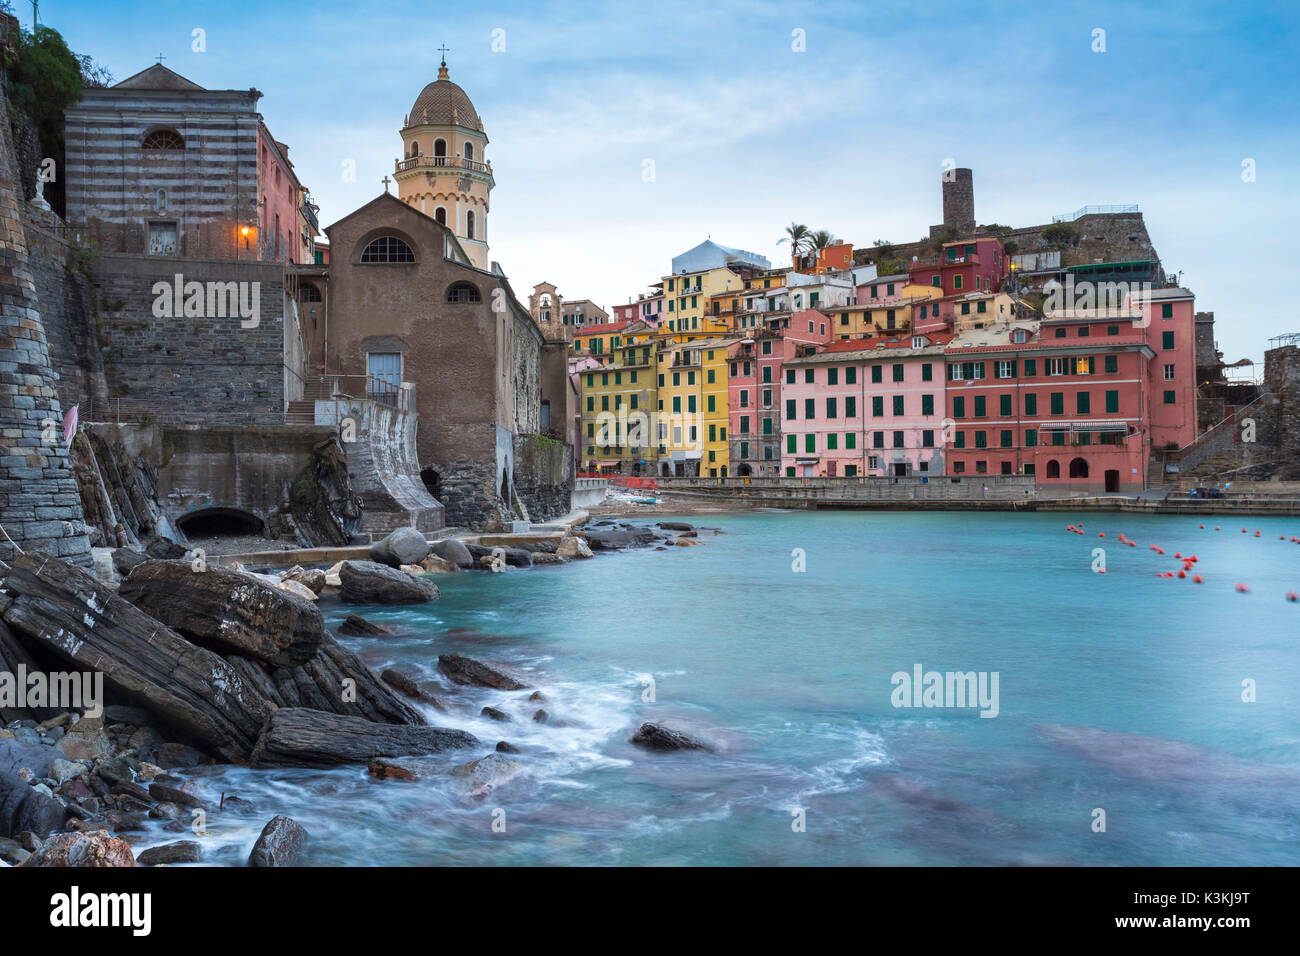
[17,830,42,852]
[585,526,658,550]
[148,783,204,809]
[339,561,439,604]
[154,743,208,770]
[119,559,324,667]
[248,815,308,867]
[17,830,137,867]
[249,707,478,768]
[630,722,711,752]
[431,539,474,569]
[96,759,134,786]
[495,741,520,754]
[528,691,547,703]
[112,780,153,803]
[481,706,511,722]
[532,709,548,723]
[0,766,69,839]
[103,705,153,726]
[144,536,188,560]
[437,654,527,691]
[221,795,256,815]
[657,522,694,532]
[369,528,431,568]
[378,669,445,711]
[137,841,202,866]
[337,614,396,636]
[111,548,148,577]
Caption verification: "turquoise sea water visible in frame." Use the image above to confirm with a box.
[154,511,1300,866]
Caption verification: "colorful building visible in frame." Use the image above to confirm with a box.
[907,237,1009,298]
[655,338,731,476]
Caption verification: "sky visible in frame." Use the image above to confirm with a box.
[23,0,1300,366]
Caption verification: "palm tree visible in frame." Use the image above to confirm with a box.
[778,222,811,260]
[808,229,838,255]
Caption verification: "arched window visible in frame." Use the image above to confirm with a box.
[360,236,415,263]
[142,128,185,150]
[434,207,446,226]
[299,283,322,302]
[463,142,474,161]
[466,210,475,240]
[155,188,167,213]
[445,281,481,303]
[1069,457,1089,479]
[434,138,447,157]
[1046,459,1060,479]
[409,141,420,157]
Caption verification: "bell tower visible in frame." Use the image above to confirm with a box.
[395,53,493,269]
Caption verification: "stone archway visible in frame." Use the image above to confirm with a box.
[175,507,264,538]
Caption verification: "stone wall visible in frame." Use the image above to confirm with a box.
[512,311,542,435]
[1263,345,1300,476]
[513,432,573,522]
[21,210,109,414]
[0,95,92,565]
[90,255,287,424]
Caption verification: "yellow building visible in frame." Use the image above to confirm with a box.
[662,267,749,335]
[655,337,731,477]
[578,336,658,473]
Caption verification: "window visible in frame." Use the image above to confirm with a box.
[1001,430,1013,448]
[786,368,795,384]
[1023,359,1037,377]
[805,434,816,453]
[873,431,885,448]
[763,417,773,435]
[973,396,986,418]
[974,430,987,448]
[845,396,857,418]
[893,431,904,448]
[922,430,934,448]
[361,236,415,262]
[872,396,884,417]
[826,397,838,418]
[1056,327,1067,338]
[922,394,934,416]
[1077,392,1090,414]
[787,435,796,453]
[1025,393,1038,416]
[1000,394,1012,416]
[804,369,814,383]
[804,398,815,419]
[954,431,965,448]
[828,368,839,386]
[466,211,476,240]
[762,340,772,355]
[1164,390,1176,404]
[740,415,750,434]
[142,128,185,150]
[846,433,856,450]
[1104,355,1118,373]
[893,395,904,416]
[1164,363,1176,381]
[786,399,796,420]
[892,364,904,382]
[953,396,965,418]
[1162,331,1175,350]
[1012,329,1027,344]
[961,302,971,315]
[1047,358,1065,376]
[433,207,446,225]
[1025,429,1037,447]
[828,434,838,450]
[1050,392,1064,415]
[953,461,966,473]
[1105,390,1119,413]
[996,360,1016,379]
[921,363,933,382]
[1161,303,1173,319]
[1078,326,1090,337]
[872,365,883,383]
[1107,325,1119,336]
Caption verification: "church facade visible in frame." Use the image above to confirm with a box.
[322,61,572,529]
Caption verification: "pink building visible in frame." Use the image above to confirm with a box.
[942,287,1198,491]
[257,131,309,262]
[780,332,953,477]
[908,237,1009,297]
[728,310,832,476]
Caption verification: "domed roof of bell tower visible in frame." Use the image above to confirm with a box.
[405,59,481,132]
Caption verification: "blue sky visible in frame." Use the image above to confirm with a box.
[26,0,1300,365]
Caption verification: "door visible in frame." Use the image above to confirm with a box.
[1105,469,1119,493]
[827,460,837,477]
[893,463,907,477]
[367,352,401,405]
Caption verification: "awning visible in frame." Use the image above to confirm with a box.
[1039,420,1132,433]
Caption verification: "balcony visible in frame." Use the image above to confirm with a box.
[395,155,492,175]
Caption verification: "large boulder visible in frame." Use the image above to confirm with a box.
[585,525,658,551]
[248,707,477,768]
[18,830,136,867]
[0,766,69,839]
[111,547,148,577]
[369,527,431,569]
[630,722,711,752]
[449,752,520,798]
[437,654,527,691]
[556,536,593,559]
[248,815,309,867]
[338,561,439,604]
[137,841,202,866]
[119,560,324,667]
[337,614,396,637]
[431,539,474,569]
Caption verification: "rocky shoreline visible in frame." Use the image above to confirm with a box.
[0,517,718,867]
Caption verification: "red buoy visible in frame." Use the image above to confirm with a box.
[1099,532,1105,537]
[1236,583,1250,593]
[1287,592,1298,602]
[1177,570,1186,578]
[1193,575,1204,584]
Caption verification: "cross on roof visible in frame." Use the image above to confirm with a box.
[155,53,167,64]
[438,44,450,63]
